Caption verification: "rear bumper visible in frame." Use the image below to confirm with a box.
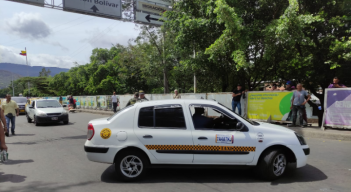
[37,115,68,123]
[84,140,121,164]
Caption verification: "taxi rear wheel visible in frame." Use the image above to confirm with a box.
[115,150,148,181]
[255,149,287,180]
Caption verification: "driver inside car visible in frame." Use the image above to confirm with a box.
[192,107,213,129]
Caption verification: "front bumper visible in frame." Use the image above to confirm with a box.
[84,140,121,164]
[287,144,309,168]
[36,115,68,123]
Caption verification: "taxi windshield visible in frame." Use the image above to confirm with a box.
[12,97,27,103]
[37,100,62,108]
[218,103,260,125]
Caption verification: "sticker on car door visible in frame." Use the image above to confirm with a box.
[215,134,234,144]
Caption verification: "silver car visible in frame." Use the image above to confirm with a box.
[26,99,69,126]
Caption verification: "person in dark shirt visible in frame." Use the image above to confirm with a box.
[328,77,347,88]
[192,107,212,129]
[232,84,245,115]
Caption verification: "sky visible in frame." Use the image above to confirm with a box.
[0,0,140,69]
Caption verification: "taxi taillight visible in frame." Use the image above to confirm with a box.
[87,123,95,140]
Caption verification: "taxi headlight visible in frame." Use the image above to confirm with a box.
[36,111,47,117]
[295,133,307,145]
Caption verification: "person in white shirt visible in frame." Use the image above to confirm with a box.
[111,92,119,113]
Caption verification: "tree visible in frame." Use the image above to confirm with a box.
[39,67,51,77]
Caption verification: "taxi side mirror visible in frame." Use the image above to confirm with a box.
[236,122,248,132]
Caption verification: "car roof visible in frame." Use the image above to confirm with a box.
[134,99,218,107]
[35,99,59,102]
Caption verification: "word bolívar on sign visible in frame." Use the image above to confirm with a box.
[135,12,165,26]
[8,0,44,6]
[136,0,171,15]
[63,0,122,19]
[146,0,173,6]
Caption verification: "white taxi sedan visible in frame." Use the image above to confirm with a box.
[84,99,309,181]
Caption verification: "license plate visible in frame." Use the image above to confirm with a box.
[20,110,25,112]
[51,117,58,120]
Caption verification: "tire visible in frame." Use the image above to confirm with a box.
[26,114,32,123]
[63,120,69,125]
[114,150,149,181]
[255,149,287,181]
[34,116,40,126]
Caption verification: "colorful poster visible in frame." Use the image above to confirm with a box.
[324,89,351,129]
[247,91,293,121]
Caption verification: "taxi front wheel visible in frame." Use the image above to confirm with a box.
[255,149,287,181]
[115,150,149,181]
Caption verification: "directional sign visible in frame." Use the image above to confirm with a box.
[63,0,122,19]
[8,0,44,6]
[146,0,173,6]
[135,12,164,26]
[136,0,171,15]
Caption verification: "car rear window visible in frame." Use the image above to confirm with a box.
[138,105,186,129]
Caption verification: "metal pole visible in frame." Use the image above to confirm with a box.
[26,47,30,97]
[12,73,14,96]
[193,48,196,93]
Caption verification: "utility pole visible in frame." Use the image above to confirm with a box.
[12,73,14,96]
[193,48,196,93]
[26,47,30,97]
[163,31,169,94]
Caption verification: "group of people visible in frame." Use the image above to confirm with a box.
[232,77,348,127]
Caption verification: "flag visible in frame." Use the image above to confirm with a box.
[19,50,26,56]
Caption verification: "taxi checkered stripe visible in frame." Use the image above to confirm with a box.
[145,145,256,152]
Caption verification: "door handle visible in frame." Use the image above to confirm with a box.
[198,137,208,140]
[143,135,153,139]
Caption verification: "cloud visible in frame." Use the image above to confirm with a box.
[5,12,51,39]
[83,28,135,48]
[0,45,80,69]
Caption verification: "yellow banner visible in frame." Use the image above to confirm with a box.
[247,91,293,121]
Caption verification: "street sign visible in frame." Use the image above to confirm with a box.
[146,0,173,6]
[8,0,44,6]
[135,12,164,26]
[63,0,122,19]
[136,0,171,15]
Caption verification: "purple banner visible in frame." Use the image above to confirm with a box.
[325,89,351,128]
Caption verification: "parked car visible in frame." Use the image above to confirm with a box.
[84,99,309,181]
[26,99,69,126]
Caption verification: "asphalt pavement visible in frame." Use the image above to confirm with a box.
[1,113,350,192]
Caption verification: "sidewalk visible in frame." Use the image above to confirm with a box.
[73,109,351,141]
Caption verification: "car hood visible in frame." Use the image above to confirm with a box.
[37,107,65,113]
[254,122,295,134]
[17,103,26,106]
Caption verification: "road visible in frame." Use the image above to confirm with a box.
[1,113,350,192]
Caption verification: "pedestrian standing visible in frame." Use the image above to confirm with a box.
[1,94,19,136]
[139,90,149,102]
[0,106,8,151]
[111,92,118,113]
[173,89,181,99]
[232,84,245,115]
[68,95,74,109]
[59,96,63,105]
[328,77,347,88]
[126,92,140,107]
[288,84,311,128]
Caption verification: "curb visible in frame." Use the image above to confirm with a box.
[75,109,351,141]
[287,127,351,141]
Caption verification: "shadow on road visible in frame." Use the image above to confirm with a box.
[60,135,87,140]
[101,164,327,184]
[0,181,96,192]
[0,172,27,183]
[14,134,36,137]
[6,142,37,145]
[5,159,34,165]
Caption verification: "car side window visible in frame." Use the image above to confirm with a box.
[189,104,239,131]
[138,107,154,128]
[138,105,186,129]
[31,101,35,108]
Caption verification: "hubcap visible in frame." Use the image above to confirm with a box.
[120,155,143,178]
[273,154,286,176]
